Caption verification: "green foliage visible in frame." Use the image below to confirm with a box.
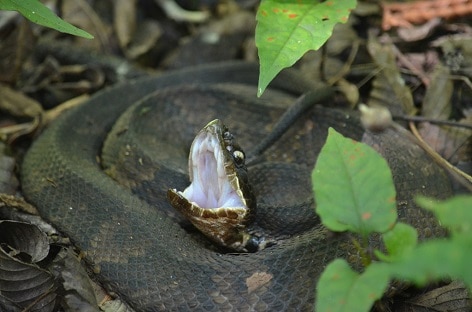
[312,128,396,236]
[417,196,472,238]
[255,0,356,96]
[316,259,390,312]
[312,128,472,312]
[0,0,93,39]
[389,237,472,287]
[390,196,472,287]
[375,222,417,262]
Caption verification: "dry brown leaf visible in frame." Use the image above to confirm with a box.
[419,116,471,164]
[395,281,471,312]
[0,194,38,215]
[114,0,137,50]
[0,221,56,311]
[367,35,417,116]
[382,0,472,30]
[397,18,441,42]
[126,20,162,60]
[44,93,90,125]
[56,249,101,312]
[0,84,43,142]
[422,65,453,119]
[62,0,113,52]
[0,84,43,119]
[202,10,255,35]
[0,18,35,84]
[0,144,18,195]
[155,0,209,23]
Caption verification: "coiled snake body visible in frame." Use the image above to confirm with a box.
[21,63,452,311]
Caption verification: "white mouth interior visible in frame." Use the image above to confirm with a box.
[181,131,245,209]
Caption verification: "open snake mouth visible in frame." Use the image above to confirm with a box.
[181,121,245,209]
[167,119,254,251]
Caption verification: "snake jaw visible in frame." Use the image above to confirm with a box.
[184,124,245,209]
[167,119,255,252]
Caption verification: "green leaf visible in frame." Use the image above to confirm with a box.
[385,196,472,288]
[0,0,93,39]
[390,237,472,288]
[312,128,397,236]
[316,259,390,312]
[255,0,356,96]
[375,222,418,262]
[416,195,472,237]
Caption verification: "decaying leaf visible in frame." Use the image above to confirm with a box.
[397,18,441,42]
[163,11,255,69]
[0,144,18,195]
[154,0,209,23]
[125,20,162,61]
[114,0,137,50]
[0,220,49,266]
[367,35,416,117]
[422,65,453,120]
[0,16,35,84]
[419,121,472,164]
[61,0,111,51]
[0,218,109,311]
[0,194,38,215]
[0,220,56,312]
[53,248,101,312]
[0,83,43,119]
[20,56,105,108]
[394,281,471,312]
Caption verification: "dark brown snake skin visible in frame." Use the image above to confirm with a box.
[21,62,452,311]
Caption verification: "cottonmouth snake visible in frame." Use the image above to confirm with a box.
[21,62,452,311]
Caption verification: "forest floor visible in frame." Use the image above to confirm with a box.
[0,0,471,311]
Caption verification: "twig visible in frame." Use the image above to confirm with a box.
[393,115,472,130]
[400,121,472,192]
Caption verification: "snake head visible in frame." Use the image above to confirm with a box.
[167,119,256,252]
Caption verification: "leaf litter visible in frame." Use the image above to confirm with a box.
[0,0,471,310]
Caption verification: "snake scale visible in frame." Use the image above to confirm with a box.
[21,62,452,311]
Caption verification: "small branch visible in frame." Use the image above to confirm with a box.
[393,115,472,130]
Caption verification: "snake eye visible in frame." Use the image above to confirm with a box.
[233,150,245,165]
[223,131,233,141]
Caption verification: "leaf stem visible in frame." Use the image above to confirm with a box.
[352,235,372,267]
